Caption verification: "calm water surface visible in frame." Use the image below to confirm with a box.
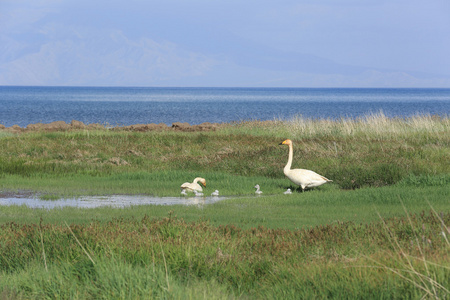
[0,87,449,127]
[0,194,229,209]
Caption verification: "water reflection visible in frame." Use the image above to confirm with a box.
[0,194,227,209]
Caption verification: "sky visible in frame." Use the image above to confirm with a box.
[1,0,450,87]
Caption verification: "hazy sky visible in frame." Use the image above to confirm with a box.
[1,0,449,87]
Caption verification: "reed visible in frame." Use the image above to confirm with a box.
[226,111,449,139]
[367,207,450,299]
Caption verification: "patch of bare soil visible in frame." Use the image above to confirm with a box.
[0,190,36,199]
[0,120,222,133]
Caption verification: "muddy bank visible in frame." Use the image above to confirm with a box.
[0,120,222,133]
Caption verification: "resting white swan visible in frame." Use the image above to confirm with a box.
[280,139,332,191]
[211,190,219,196]
[181,177,206,192]
[254,184,263,194]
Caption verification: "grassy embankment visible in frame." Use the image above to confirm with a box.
[0,113,449,299]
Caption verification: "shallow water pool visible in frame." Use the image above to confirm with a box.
[0,194,229,209]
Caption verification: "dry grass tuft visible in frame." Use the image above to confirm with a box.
[281,112,449,139]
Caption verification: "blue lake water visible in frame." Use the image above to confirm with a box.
[0,86,449,127]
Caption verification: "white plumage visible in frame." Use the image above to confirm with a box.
[180,177,206,192]
[280,139,332,191]
[193,190,204,197]
[284,188,292,194]
[211,190,219,196]
[254,184,263,194]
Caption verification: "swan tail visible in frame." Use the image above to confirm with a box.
[319,175,332,182]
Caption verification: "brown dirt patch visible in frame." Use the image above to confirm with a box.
[0,120,222,133]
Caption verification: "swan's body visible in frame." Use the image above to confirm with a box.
[280,139,332,191]
[181,177,206,192]
[211,190,219,196]
[254,184,263,194]
[284,188,292,194]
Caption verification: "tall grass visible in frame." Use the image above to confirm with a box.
[288,112,448,138]
[0,209,448,299]
[226,111,449,139]
[368,205,450,299]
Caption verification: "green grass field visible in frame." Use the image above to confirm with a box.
[0,114,449,299]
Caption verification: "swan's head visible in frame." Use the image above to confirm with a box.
[254,184,260,189]
[197,177,206,187]
[279,139,292,146]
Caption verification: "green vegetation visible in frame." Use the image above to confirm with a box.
[0,113,449,299]
[1,112,448,195]
[0,209,449,299]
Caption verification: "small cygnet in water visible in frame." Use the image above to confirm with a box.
[211,190,219,196]
[194,190,204,197]
[254,184,263,195]
[284,188,292,195]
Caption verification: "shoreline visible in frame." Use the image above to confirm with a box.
[0,113,447,134]
[0,120,221,133]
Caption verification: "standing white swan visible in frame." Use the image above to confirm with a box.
[279,139,332,191]
[254,184,263,194]
[181,177,206,192]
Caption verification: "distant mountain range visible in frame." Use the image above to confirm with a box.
[1,31,449,87]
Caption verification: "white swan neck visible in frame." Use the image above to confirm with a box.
[284,143,293,172]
